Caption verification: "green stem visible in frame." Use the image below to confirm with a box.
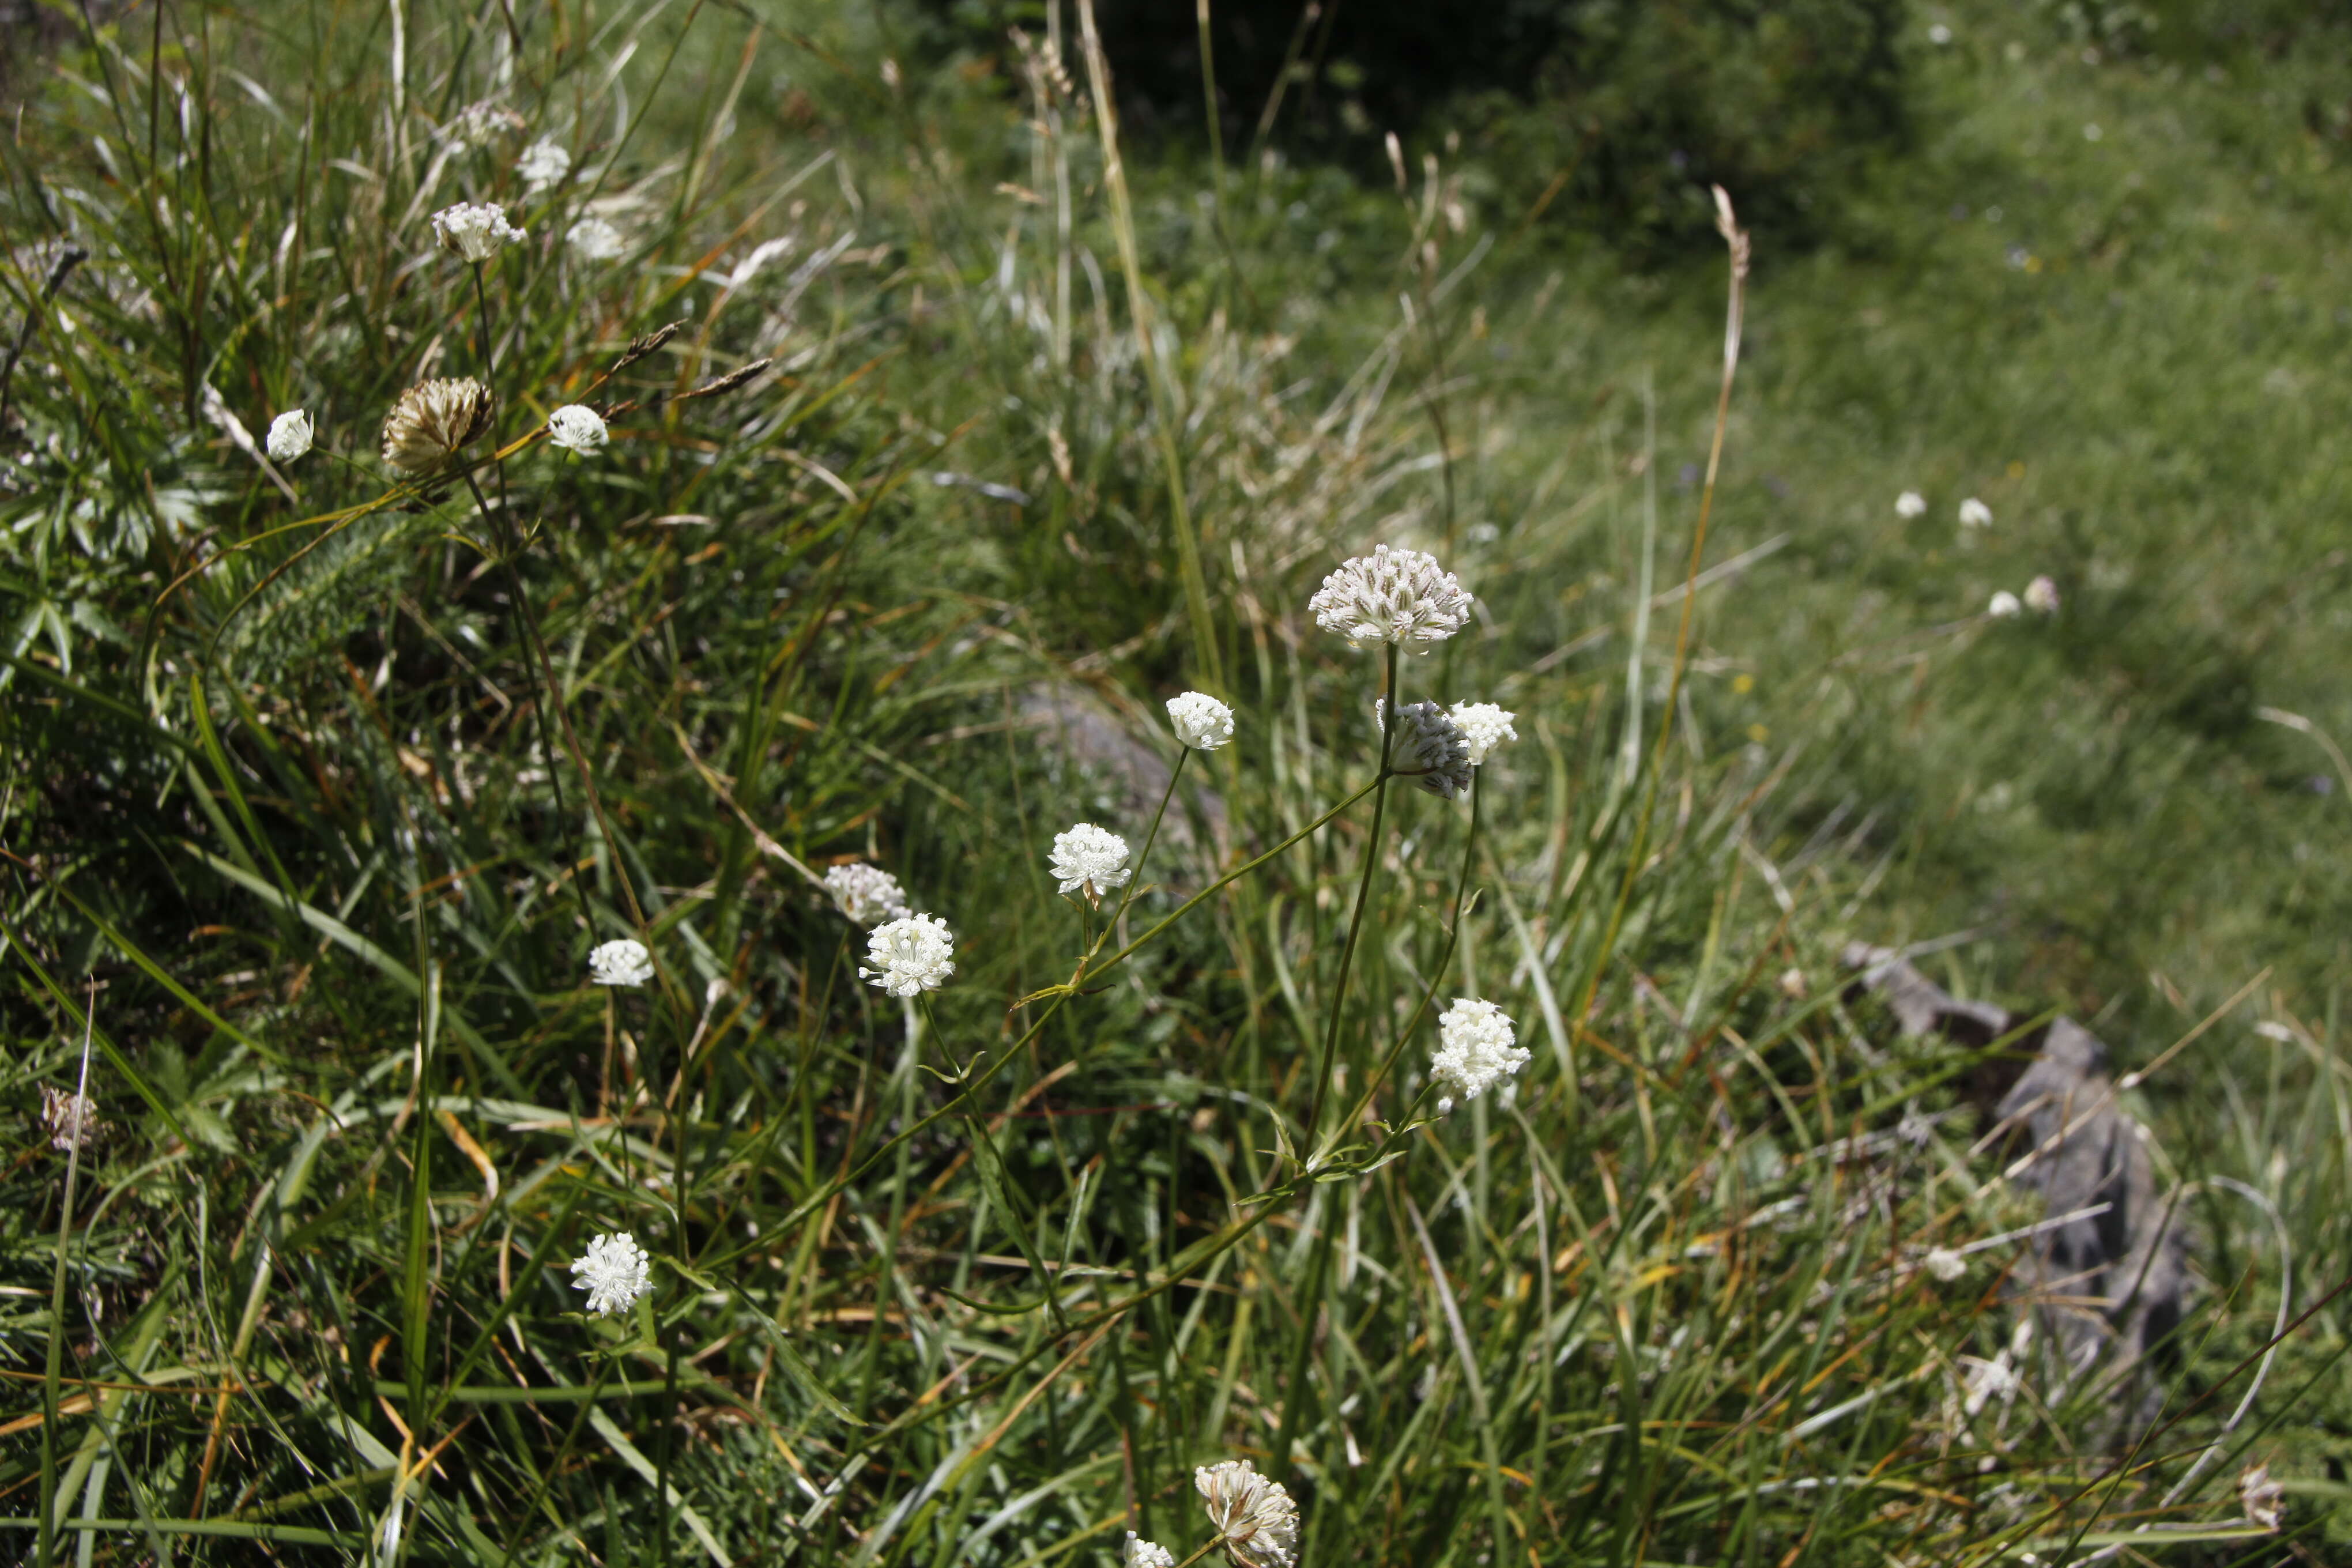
[1300,642,1401,1151]
[35,1001,95,1568]
[1109,747,1188,930]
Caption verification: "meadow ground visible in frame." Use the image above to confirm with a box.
[2,1,2348,1564]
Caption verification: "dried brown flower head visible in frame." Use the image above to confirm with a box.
[42,1085,100,1153]
[380,378,494,475]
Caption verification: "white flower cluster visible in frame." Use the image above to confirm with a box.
[1894,489,1927,518]
[1122,1535,1175,1568]
[1958,497,1993,529]
[1447,701,1517,765]
[1374,698,1472,800]
[1166,690,1235,751]
[1309,544,1472,650]
[570,1230,652,1316]
[431,201,527,265]
[515,137,571,192]
[826,862,911,926]
[568,217,627,261]
[1049,823,1131,903]
[1988,590,2022,619]
[861,913,957,997]
[588,938,654,987]
[1989,576,2059,619]
[1194,1458,1299,1568]
[546,404,608,457]
[1430,998,1529,1114]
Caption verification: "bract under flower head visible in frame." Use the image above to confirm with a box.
[266,409,313,463]
[824,862,911,926]
[570,1231,651,1316]
[516,137,572,192]
[1374,698,1473,800]
[380,378,493,474]
[1122,1535,1177,1568]
[547,404,608,457]
[1049,823,1131,903]
[1194,1459,1299,1568]
[1309,543,1472,650]
[588,938,654,987]
[1447,701,1517,765]
[1430,997,1529,1114]
[861,914,956,996]
[1895,490,1927,518]
[1166,691,1235,751]
[431,201,526,264]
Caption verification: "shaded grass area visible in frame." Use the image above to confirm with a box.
[0,0,2344,1563]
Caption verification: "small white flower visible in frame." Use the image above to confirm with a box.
[2023,574,2060,614]
[1958,497,1993,529]
[567,216,627,261]
[1048,823,1131,903]
[1960,1352,2019,1417]
[1447,701,1517,765]
[546,404,609,457]
[1374,698,1473,800]
[570,1231,652,1316]
[1430,997,1529,1114]
[1166,690,1236,752]
[1923,1247,1967,1282]
[824,862,911,926]
[442,100,522,148]
[1123,1535,1177,1568]
[1895,489,1927,518]
[266,409,313,463]
[515,137,572,192]
[1928,21,1953,44]
[861,914,956,996]
[1988,590,2023,619]
[2240,1463,2286,1531]
[42,1085,100,1153]
[1194,1459,1299,1568]
[1777,967,1807,998]
[588,938,654,987]
[1309,543,1473,649]
[431,201,526,264]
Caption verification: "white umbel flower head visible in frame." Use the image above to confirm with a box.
[266,409,313,463]
[1122,1535,1177,1568]
[567,216,627,261]
[1049,823,1131,904]
[380,377,493,474]
[2023,574,2060,614]
[431,201,527,264]
[1309,543,1472,649]
[1447,701,1518,765]
[570,1231,651,1316]
[588,938,654,987]
[1374,698,1473,800]
[1194,1459,1299,1568]
[1895,489,1927,518]
[1430,997,1530,1114]
[42,1085,100,1153]
[1958,497,1993,529]
[1166,691,1236,751]
[1923,1247,1967,1282]
[546,404,609,457]
[1988,590,2023,619]
[861,914,956,997]
[515,137,572,192]
[824,862,911,926]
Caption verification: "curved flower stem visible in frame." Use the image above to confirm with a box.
[1300,640,1400,1153]
[1109,747,1188,932]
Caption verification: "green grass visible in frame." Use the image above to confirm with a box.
[1,1,2346,1564]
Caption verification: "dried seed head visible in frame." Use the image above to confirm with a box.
[42,1085,100,1153]
[380,378,493,474]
